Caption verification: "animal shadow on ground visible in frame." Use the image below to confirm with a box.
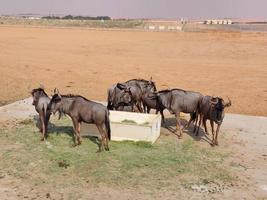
[162,117,213,145]
[84,135,103,150]
[33,115,102,148]
[33,115,73,137]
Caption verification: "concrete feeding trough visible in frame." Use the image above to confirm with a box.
[80,111,162,143]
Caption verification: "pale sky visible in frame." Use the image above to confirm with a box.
[0,0,267,20]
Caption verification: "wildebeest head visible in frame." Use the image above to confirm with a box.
[116,83,132,105]
[48,88,62,115]
[210,97,231,124]
[31,87,46,106]
[143,77,157,92]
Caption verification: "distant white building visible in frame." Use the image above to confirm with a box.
[204,19,233,25]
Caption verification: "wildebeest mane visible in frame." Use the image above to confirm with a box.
[61,94,92,102]
[125,78,150,83]
[158,88,188,94]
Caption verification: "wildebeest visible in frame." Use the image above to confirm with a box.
[31,88,51,141]
[107,84,134,111]
[107,78,157,112]
[152,89,203,138]
[116,83,144,112]
[141,91,166,123]
[196,96,231,146]
[48,89,111,152]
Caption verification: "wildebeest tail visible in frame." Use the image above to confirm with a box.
[105,110,111,140]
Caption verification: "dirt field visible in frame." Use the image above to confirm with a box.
[0,26,267,116]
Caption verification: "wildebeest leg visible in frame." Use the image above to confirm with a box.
[160,109,165,124]
[183,113,194,130]
[214,124,221,146]
[203,118,209,135]
[143,104,147,113]
[96,124,105,152]
[71,118,79,146]
[133,104,139,112]
[44,114,50,138]
[77,122,82,145]
[103,124,109,151]
[40,113,46,141]
[137,102,143,113]
[193,114,198,133]
[175,113,183,138]
[210,120,215,146]
[195,114,202,136]
[38,113,43,133]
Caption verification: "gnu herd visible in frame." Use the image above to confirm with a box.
[31,77,231,152]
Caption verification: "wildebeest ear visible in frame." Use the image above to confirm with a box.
[116,83,126,90]
[54,88,58,94]
[150,76,153,81]
[53,88,61,98]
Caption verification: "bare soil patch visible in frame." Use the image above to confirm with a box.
[0,26,267,116]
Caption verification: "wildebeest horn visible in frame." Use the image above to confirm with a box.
[150,76,153,81]
[224,96,232,107]
[54,88,59,94]
[209,97,219,105]
[116,83,126,90]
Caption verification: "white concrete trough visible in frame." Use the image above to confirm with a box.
[80,111,162,143]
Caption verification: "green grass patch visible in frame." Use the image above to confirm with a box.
[0,117,235,194]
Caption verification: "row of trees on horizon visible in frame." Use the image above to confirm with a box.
[42,15,111,20]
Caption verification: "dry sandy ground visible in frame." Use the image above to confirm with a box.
[0,26,267,116]
[0,99,267,199]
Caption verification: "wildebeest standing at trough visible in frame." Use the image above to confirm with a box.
[48,89,111,152]
[141,91,166,123]
[107,84,133,111]
[196,96,231,146]
[31,88,51,141]
[107,78,157,112]
[153,89,203,138]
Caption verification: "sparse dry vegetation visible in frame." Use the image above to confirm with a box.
[0,17,145,29]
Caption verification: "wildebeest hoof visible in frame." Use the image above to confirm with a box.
[96,149,102,153]
[72,144,78,147]
[105,147,110,151]
[40,138,45,141]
